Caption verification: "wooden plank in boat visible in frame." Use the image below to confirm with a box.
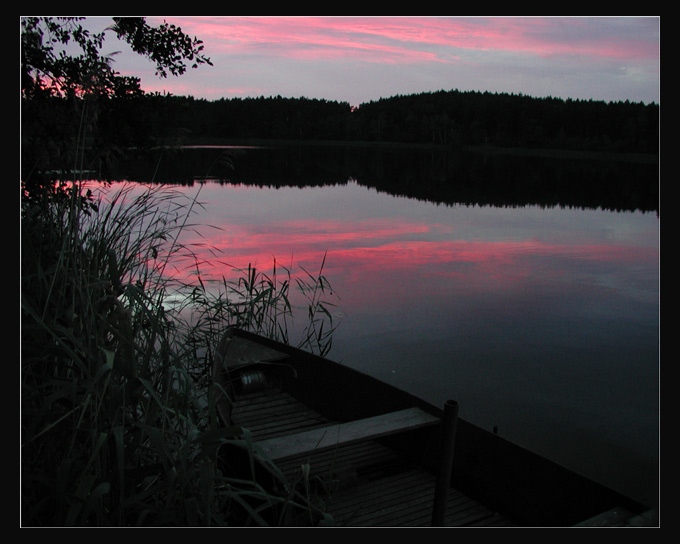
[256,407,440,461]
[326,468,514,527]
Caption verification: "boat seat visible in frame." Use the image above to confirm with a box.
[255,407,440,462]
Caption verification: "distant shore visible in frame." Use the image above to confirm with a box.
[178,137,659,165]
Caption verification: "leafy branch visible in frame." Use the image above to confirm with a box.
[21,16,212,99]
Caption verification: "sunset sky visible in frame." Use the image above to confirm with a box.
[85,16,659,106]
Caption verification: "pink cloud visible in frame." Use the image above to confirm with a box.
[152,16,658,66]
[166,16,446,64]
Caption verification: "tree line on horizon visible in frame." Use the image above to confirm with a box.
[22,88,658,181]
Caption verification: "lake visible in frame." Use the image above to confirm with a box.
[99,144,659,507]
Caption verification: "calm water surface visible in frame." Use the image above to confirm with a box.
[102,146,660,506]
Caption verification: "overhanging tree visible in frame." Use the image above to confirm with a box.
[21,16,212,98]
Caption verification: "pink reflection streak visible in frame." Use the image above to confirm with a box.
[177,216,654,298]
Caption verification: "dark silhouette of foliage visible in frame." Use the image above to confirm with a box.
[21,17,212,99]
[30,89,654,162]
[111,17,213,78]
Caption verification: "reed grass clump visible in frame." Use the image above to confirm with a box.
[21,180,338,526]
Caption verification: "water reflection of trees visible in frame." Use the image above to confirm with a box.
[102,145,658,214]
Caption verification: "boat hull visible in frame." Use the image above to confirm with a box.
[214,327,652,526]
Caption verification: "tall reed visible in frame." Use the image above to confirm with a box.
[21,180,338,526]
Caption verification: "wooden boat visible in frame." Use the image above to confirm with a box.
[212,327,657,527]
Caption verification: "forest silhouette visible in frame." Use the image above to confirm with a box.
[22,89,659,213]
[22,89,658,169]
